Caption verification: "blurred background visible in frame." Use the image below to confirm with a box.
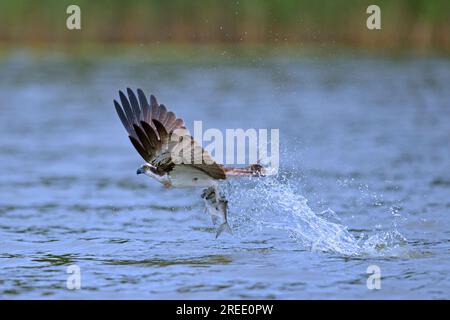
[0,0,449,53]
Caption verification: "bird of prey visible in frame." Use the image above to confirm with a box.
[114,88,264,238]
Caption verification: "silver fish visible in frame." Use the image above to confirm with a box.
[201,186,232,238]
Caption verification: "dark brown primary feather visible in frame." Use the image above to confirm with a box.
[137,89,150,121]
[114,88,226,180]
[153,119,169,146]
[128,136,148,161]
[141,121,159,150]
[133,124,156,156]
[115,88,184,143]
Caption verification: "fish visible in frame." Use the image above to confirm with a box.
[201,185,232,238]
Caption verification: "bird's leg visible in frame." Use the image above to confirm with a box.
[145,167,172,188]
[159,174,172,188]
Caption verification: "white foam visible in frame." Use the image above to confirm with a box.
[226,175,407,256]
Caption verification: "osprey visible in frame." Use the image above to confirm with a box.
[114,88,264,237]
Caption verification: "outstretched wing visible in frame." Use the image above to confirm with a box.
[114,88,226,179]
[114,87,185,160]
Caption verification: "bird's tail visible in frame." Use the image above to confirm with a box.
[224,163,266,177]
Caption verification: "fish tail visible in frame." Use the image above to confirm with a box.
[215,222,232,238]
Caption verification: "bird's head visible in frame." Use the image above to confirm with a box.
[136,163,158,176]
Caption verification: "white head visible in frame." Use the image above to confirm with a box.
[136,163,172,187]
[136,163,159,178]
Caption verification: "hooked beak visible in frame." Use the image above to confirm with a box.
[136,168,144,175]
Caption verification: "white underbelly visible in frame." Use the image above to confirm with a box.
[168,166,216,188]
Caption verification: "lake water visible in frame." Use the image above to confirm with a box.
[0,50,449,299]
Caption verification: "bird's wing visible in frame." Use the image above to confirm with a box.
[114,88,226,180]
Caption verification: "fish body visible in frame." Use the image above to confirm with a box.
[201,186,232,238]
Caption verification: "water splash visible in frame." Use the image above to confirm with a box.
[225,174,406,256]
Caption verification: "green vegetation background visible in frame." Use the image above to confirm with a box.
[0,0,449,52]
